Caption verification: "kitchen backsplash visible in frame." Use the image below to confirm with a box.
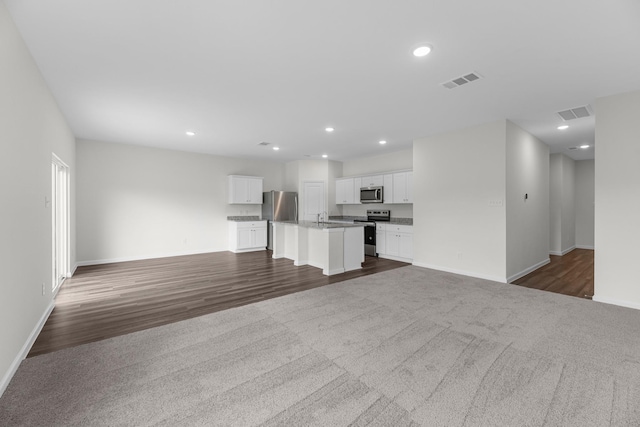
[340,203,413,219]
[329,215,413,225]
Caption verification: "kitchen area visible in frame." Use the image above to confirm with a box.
[227,162,414,276]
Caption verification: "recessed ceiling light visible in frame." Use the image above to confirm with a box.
[379,140,387,145]
[322,154,328,158]
[413,45,432,57]
[580,144,590,149]
[325,127,334,132]
[557,125,569,130]
[272,146,280,151]
[185,131,196,136]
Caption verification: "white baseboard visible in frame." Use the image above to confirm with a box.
[549,246,576,257]
[507,258,551,283]
[324,267,345,276]
[76,249,225,267]
[378,254,412,263]
[576,245,595,250]
[229,247,267,254]
[53,281,62,298]
[411,261,506,283]
[592,295,640,311]
[1,301,55,398]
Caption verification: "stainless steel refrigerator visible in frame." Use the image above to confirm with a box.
[262,191,298,250]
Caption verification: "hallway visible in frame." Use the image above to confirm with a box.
[512,249,594,299]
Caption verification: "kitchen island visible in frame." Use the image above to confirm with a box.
[271,220,365,275]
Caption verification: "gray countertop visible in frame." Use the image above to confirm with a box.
[273,220,366,230]
[227,216,262,222]
[328,216,413,225]
[228,216,413,225]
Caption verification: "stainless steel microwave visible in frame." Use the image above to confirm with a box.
[360,186,383,203]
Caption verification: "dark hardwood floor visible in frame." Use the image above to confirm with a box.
[29,251,409,357]
[511,248,594,299]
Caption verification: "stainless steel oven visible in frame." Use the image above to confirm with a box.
[355,210,390,256]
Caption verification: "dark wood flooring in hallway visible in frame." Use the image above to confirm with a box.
[511,248,594,299]
[29,251,409,357]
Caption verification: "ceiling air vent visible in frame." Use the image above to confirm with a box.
[557,105,592,121]
[442,72,482,89]
[568,144,593,151]
[257,141,270,146]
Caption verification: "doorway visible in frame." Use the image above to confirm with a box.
[302,181,325,222]
[52,154,70,293]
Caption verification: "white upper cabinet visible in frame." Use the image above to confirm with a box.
[361,175,383,187]
[335,170,413,205]
[354,178,362,204]
[336,178,357,204]
[228,175,264,204]
[383,174,394,203]
[392,171,413,203]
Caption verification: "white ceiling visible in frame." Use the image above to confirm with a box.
[5,0,640,162]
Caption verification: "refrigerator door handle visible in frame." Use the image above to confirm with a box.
[294,196,298,221]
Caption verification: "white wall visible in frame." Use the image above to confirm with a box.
[341,149,414,219]
[342,149,412,176]
[284,161,299,194]
[561,155,576,252]
[575,160,595,249]
[413,121,507,282]
[0,2,76,395]
[327,160,343,217]
[77,140,285,264]
[285,159,343,218]
[549,154,563,254]
[505,121,550,281]
[549,153,576,255]
[594,89,640,309]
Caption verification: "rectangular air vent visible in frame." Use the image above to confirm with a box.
[568,144,593,151]
[557,105,592,121]
[257,141,270,146]
[442,72,483,89]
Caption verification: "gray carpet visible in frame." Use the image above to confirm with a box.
[2,266,640,426]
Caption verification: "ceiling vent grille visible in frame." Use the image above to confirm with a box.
[557,105,592,121]
[568,144,593,151]
[442,72,482,89]
[257,141,270,146]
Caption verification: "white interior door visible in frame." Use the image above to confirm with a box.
[303,181,325,222]
[52,154,70,293]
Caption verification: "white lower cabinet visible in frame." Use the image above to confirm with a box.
[376,224,386,255]
[228,221,267,253]
[377,224,413,261]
